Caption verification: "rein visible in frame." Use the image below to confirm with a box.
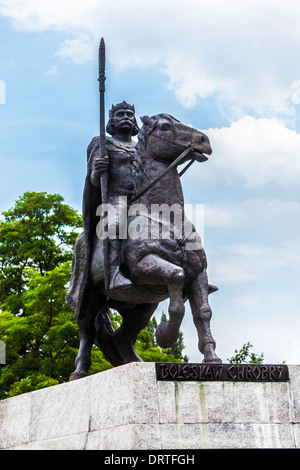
[130,146,194,203]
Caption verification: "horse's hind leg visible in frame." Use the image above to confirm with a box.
[113,302,158,364]
[187,270,222,364]
[131,254,185,349]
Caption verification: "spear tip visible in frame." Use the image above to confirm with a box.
[99,37,106,78]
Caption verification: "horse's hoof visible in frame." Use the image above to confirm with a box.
[69,371,88,381]
[155,322,178,349]
[203,357,223,364]
[202,344,222,364]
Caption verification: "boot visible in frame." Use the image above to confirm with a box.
[109,265,133,290]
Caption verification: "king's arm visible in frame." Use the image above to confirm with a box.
[87,136,109,188]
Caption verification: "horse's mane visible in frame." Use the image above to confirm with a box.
[132,114,180,194]
[131,119,150,194]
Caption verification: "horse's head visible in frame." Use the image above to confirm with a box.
[139,113,212,163]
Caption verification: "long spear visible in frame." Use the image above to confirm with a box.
[98,37,109,290]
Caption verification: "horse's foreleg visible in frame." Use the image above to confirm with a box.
[187,270,222,364]
[132,254,185,349]
[69,286,100,381]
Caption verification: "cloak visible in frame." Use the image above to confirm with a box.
[65,137,101,320]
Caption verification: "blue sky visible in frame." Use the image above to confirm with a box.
[1,0,300,364]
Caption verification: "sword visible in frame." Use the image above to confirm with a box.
[98,37,109,290]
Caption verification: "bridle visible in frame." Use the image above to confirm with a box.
[130,119,209,203]
[130,146,195,203]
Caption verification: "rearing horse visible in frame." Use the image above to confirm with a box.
[68,114,221,380]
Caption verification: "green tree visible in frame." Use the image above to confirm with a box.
[0,191,82,315]
[0,263,78,397]
[0,192,84,397]
[228,342,264,364]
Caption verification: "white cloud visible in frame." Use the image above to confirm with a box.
[180,288,300,364]
[45,65,58,76]
[213,295,300,364]
[196,116,300,188]
[0,0,100,31]
[204,206,235,228]
[58,35,95,63]
[208,239,300,285]
[2,1,300,118]
[204,199,300,236]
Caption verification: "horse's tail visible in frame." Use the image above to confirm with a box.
[94,302,124,367]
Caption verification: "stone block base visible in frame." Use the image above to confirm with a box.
[1,363,300,449]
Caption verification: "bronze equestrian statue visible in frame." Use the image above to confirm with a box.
[66,39,221,380]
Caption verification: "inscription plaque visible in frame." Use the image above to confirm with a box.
[156,363,289,382]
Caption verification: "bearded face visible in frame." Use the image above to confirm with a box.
[106,102,139,137]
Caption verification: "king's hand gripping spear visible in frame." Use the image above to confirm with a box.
[98,38,109,290]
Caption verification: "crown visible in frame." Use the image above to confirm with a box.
[109,101,135,117]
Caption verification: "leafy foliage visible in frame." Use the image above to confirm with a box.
[0,191,82,315]
[228,341,264,364]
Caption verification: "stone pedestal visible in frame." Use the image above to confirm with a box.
[1,363,300,450]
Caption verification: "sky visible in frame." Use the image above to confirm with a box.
[1,0,300,364]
